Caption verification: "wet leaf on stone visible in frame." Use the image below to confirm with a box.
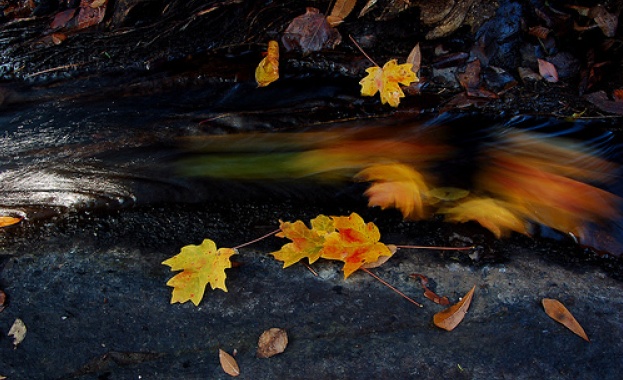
[0,216,22,228]
[410,273,450,305]
[50,9,77,29]
[272,215,335,267]
[255,40,279,87]
[528,26,551,39]
[327,0,356,26]
[585,91,623,115]
[406,43,422,75]
[542,298,589,342]
[538,59,559,83]
[77,0,107,30]
[357,163,430,219]
[281,7,342,55]
[360,59,418,107]
[590,5,618,37]
[8,318,26,348]
[162,239,237,306]
[433,285,476,331]
[219,349,240,377]
[257,328,288,358]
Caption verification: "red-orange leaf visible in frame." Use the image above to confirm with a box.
[433,285,476,331]
[271,215,335,267]
[320,213,393,278]
[542,298,590,342]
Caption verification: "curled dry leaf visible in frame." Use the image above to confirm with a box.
[537,59,559,83]
[409,273,450,305]
[219,349,240,377]
[433,285,476,331]
[542,298,589,342]
[257,328,288,358]
[8,318,27,347]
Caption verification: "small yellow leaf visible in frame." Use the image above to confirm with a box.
[542,298,590,342]
[162,239,237,306]
[255,40,279,87]
[0,216,22,228]
[219,349,240,377]
[8,318,27,348]
[433,285,476,331]
[257,328,289,358]
[360,59,418,107]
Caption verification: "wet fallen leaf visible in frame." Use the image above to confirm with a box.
[613,89,623,101]
[257,328,288,358]
[77,0,107,30]
[362,244,397,268]
[0,216,22,228]
[586,91,623,115]
[327,0,356,26]
[360,59,418,107]
[255,40,279,87]
[537,59,559,83]
[8,318,26,348]
[162,239,238,306]
[50,9,77,29]
[272,214,335,267]
[528,26,551,39]
[433,285,476,331]
[90,0,107,8]
[357,163,430,219]
[518,67,542,83]
[406,43,422,75]
[52,33,67,45]
[590,5,618,37]
[219,349,240,377]
[409,273,450,305]
[457,59,481,91]
[281,7,342,55]
[542,298,589,342]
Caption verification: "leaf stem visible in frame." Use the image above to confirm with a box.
[361,267,422,308]
[233,228,281,250]
[348,35,380,67]
[394,245,475,251]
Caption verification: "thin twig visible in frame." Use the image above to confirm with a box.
[361,267,422,308]
[394,245,474,251]
[302,261,319,276]
[348,34,380,67]
[233,228,280,250]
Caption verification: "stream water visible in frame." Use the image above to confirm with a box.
[1,67,622,257]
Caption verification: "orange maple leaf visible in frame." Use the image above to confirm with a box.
[271,214,335,267]
[320,213,394,278]
[162,239,237,306]
[255,40,279,87]
[360,59,418,107]
[356,163,431,219]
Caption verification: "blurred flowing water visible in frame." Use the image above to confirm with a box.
[0,68,622,255]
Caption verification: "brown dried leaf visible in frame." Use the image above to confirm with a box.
[281,7,342,55]
[0,216,22,228]
[0,289,6,313]
[52,33,67,45]
[50,8,77,29]
[424,288,450,305]
[8,318,26,347]
[406,43,422,75]
[90,0,107,8]
[613,89,623,101]
[433,285,476,331]
[518,67,542,83]
[590,5,618,37]
[77,0,107,30]
[457,59,481,91]
[542,298,589,342]
[537,59,558,83]
[257,328,288,358]
[528,26,551,39]
[219,349,240,377]
[328,0,356,25]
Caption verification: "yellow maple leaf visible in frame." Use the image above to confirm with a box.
[255,40,279,87]
[360,59,418,107]
[162,239,237,306]
[320,213,394,278]
[271,215,335,267]
[439,197,528,238]
[356,163,430,219]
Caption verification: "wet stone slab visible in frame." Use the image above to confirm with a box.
[0,205,621,379]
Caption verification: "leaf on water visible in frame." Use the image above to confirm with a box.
[281,8,342,55]
[360,59,418,107]
[162,239,237,306]
[439,197,528,238]
[327,0,356,26]
[0,216,22,228]
[406,43,422,75]
[320,213,394,278]
[542,298,590,342]
[538,59,559,83]
[257,328,288,358]
[255,40,279,87]
[271,215,335,267]
[219,349,240,377]
[356,163,430,219]
[433,285,476,331]
[8,318,26,348]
